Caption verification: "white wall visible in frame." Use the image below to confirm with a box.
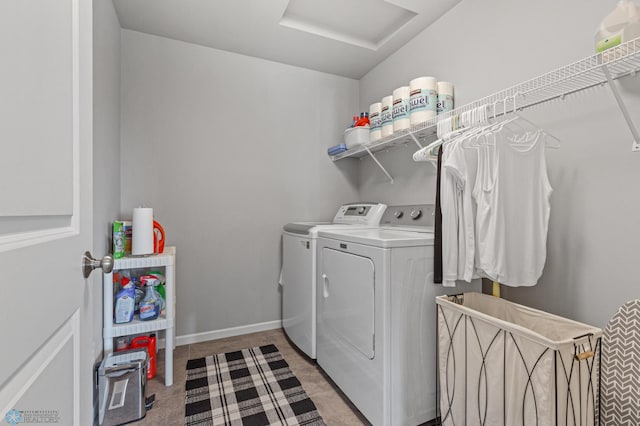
[93,0,121,355]
[358,0,640,328]
[120,30,360,337]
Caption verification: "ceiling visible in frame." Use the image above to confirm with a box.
[112,0,461,79]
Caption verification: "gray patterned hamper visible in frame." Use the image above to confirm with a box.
[436,292,602,426]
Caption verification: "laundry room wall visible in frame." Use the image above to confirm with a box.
[357,0,640,328]
[120,30,360,340]
[93,0,121,356]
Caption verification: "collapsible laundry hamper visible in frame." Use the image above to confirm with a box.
[436,293,602,426]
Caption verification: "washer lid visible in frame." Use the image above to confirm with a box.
[283,222,331,235]
[318,227,434,248]
[284,223,382,237]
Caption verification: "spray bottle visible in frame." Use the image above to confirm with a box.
[139,276,162,321]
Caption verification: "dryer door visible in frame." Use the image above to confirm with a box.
[320,248,375,359]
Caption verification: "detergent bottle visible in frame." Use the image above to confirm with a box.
[596,0,640,52]
[139,276,162,321]
[129,334,157,379]
[114,278,135,324]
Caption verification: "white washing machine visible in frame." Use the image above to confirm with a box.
[316,205,480,426]
[281,203,387,359]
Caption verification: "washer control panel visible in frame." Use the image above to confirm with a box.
[333,203,387,225]
[380,204,435,228]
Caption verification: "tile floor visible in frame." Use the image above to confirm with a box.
[138,328,372,425]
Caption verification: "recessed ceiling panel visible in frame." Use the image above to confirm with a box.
[113,0,462,79]
[280,0,417,50]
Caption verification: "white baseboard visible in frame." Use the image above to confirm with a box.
[156,320,282,348]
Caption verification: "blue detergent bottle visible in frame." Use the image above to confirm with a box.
[139,276,161,321]
[114,278,135,324]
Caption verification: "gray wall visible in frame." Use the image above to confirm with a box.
[120,30,360,337]
[93,0,121,354]
[358,0,640,328]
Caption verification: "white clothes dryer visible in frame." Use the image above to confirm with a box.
[316,205,480,426]
[281,203,386,359]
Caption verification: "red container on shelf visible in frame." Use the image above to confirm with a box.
[129,334,156,379]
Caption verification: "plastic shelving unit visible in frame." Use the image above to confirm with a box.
[103,246,176,386]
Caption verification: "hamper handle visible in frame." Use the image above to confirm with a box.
[573,332,596,361]
[575,351,595,361]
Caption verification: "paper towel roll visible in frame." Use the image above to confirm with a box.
[437,81,455,114]
[132,207,154,255]
[381,95,394,137]
[369,102,382,143]
[410,76,437,125]
[392,86,410,132]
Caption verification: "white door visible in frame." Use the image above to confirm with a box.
[0,1,95,425]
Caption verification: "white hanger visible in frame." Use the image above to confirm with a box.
[424,114,467,153]
[485,94,561,149]
[511,93,561,149]
[419,117,450,157]
[418,94,561,162]
[461,104,506,147]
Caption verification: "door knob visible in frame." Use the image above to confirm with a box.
[82,251,114,278]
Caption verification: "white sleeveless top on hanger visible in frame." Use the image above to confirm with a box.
[472,130,552,287]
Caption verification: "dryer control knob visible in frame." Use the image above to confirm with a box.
[394,211,404,219]
[410,209,422,220]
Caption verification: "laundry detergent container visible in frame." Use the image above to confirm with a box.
[98,349,148,426]
[436,293,602,426]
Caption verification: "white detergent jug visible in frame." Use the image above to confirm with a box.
[595,0,640,52]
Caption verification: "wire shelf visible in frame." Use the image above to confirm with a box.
[332,37,640,162]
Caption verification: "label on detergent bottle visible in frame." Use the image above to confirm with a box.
[392,98,409,121]
[139,304,158,320]
[115,295,134,323]
[381,106,393,129]
[437,94,454,114]
[369,111,381,131]
[409,88,437,113]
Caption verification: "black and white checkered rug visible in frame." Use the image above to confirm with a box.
[184,344,326,426]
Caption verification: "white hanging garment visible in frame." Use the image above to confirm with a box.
[439,141,459,287]
[472,131,552,287]
[442,135,481,282]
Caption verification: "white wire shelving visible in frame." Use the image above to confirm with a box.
[332,37,640,181]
